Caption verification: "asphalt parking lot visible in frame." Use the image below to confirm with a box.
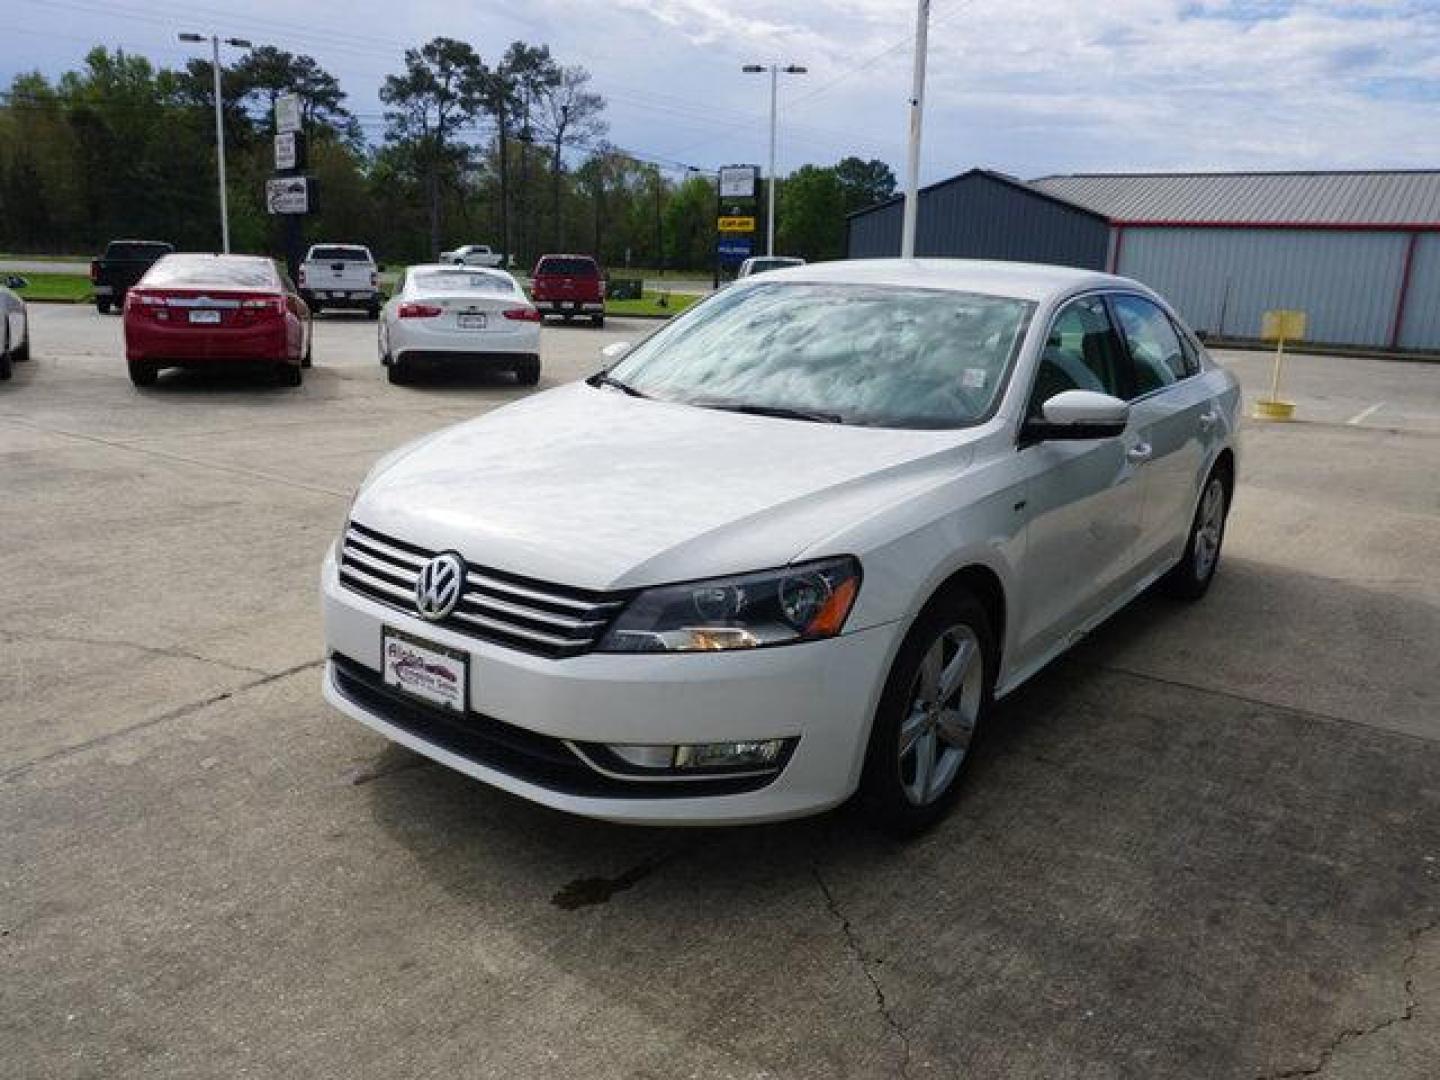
[3,304,1439,1079]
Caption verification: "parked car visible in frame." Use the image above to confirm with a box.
[298,244,382,318]
[439,244,505,268]
[530,254,605,326]
[737,255,806,278]
[322,259,1239,832]
[123,254,312,388]
[1,274,31,381]
[90,240,174,314]
[379,264,540,385]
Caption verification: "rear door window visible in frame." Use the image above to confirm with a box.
[1110,294,1188,394]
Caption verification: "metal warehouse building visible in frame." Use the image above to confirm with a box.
[847,168,1440,352]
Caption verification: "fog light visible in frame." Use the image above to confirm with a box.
[674,740,787,770]
[608,744,676,769]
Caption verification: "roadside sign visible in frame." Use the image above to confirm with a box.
[717,238,753,261]
[1261,310,1306,341]
[274,131,301,171]
[717,215,757,234]
[266,176,311,215]
[719,165,758,199]
[275,93,302,135]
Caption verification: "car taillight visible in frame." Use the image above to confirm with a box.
[129,292,168,318]
[297,268,307,286]
[398,302,443,318]
[370,271,378,287]
[503,307,541,322]
[241,296,286,315]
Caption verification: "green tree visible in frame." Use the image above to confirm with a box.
[380,37,486,258]
[833,156,896,213]
[776,164,847,261]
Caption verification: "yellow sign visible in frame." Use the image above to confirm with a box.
[717,216,756,233]
[1261,310,1306,342]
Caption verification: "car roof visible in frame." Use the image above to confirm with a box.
[535,253,598,263]
[754,258,1134,303]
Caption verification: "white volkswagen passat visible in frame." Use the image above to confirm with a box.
[379,264,540,385]
[324,259,1240,832]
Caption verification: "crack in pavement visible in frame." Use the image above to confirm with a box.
[0,657,326,783]
[1,628,269,678]
[812,862,914,1079]
[1255,916,1440,1079]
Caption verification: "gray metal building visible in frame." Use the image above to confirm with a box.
[847,169,1440,351]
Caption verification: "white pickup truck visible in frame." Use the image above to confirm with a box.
[297,244,382,318]
[438,244,506,268]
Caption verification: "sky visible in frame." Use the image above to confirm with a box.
[3,0,1439,183]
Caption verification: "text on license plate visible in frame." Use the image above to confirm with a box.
[457,313,487,330]
[382,627,468,712]
[188,309,221,324]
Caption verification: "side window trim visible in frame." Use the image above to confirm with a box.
[1017,289,1130,437]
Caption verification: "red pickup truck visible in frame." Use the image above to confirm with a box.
[530,254,605,327]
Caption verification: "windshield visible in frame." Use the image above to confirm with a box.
[414,270,512,294]
[143,256,277,288]
[609,282,1034,429]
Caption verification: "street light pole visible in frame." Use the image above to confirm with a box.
[178,32,252,254]
[900,0,931,259]
[743,63,806,257]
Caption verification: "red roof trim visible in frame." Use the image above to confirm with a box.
[1112,219,1440,233]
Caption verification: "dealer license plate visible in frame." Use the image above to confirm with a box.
[457,313,487,330]
[382,627,468,713]
[188,309,221,324]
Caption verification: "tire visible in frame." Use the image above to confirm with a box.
[858,588,995,837]
[127,360,158,387]
[591,315,605,328]
[1160,467,1230,600]
[302,320,314,368]
[279,362,303,387]
[514,356,540,386]
[367,306,380,321]
[386,361,409,385]
[0,330,11,382]
[96,300,111,315]
[13,323,29,362]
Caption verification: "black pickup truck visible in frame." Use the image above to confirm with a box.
[90,240,174,313]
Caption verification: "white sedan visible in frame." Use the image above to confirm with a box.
[1,273,31,381]
[326,259,1239,832]
[378,265,541,385]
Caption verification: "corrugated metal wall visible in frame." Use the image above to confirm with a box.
[1115,227,1413,348]
[1398,235,1440,350]
[847,173,1109,270]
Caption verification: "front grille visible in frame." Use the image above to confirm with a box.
[339,521,629,658]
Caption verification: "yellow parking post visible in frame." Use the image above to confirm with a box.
[1254,309,1306,421]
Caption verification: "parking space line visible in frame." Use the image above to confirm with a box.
[1346,402,1385,425]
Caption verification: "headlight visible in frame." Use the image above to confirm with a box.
[597,557,861,653]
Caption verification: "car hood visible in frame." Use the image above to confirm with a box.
[352,382,973,590]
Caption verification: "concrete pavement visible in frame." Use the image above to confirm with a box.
[2,307,1438,1078]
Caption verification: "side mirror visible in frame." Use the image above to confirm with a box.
[1024,390,1129,443]
[6,275,27,290]
[600,341,632,362]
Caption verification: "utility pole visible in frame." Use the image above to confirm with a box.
[178,32,252,253]
[742,63,806,256]
[900,0,930,259]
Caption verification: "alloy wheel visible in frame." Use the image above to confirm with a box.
[1193,478,1226,581]
[898,624,984,806]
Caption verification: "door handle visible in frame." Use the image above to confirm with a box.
[1126,443,1153,464]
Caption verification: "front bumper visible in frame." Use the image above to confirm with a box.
[321,546,898,824]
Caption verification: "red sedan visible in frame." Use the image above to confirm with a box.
[123,254,312,387]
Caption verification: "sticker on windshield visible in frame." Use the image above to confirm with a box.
[962,368,988,389]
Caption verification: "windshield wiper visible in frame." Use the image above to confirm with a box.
[690,400,844,424]
[588,371,649,398]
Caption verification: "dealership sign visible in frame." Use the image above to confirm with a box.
[274,130,301,171]
[266,176,311,215]
[717,215,757,234]
[717,238,753,261]
[719,165,758,199]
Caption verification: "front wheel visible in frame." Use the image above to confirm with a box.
[858,590,994,836]
[1160,470,1229,600]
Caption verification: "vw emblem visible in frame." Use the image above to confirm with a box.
[414,552,465,621]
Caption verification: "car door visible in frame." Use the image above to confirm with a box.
[1107,293,1213,577]
[1012,294,1149,672]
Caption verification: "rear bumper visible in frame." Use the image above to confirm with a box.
[393,349,537,367]
[304,290,377,308]
[535,299,603,315]
[124,320,289,362]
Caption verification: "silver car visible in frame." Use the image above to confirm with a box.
[1,274,31,381]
